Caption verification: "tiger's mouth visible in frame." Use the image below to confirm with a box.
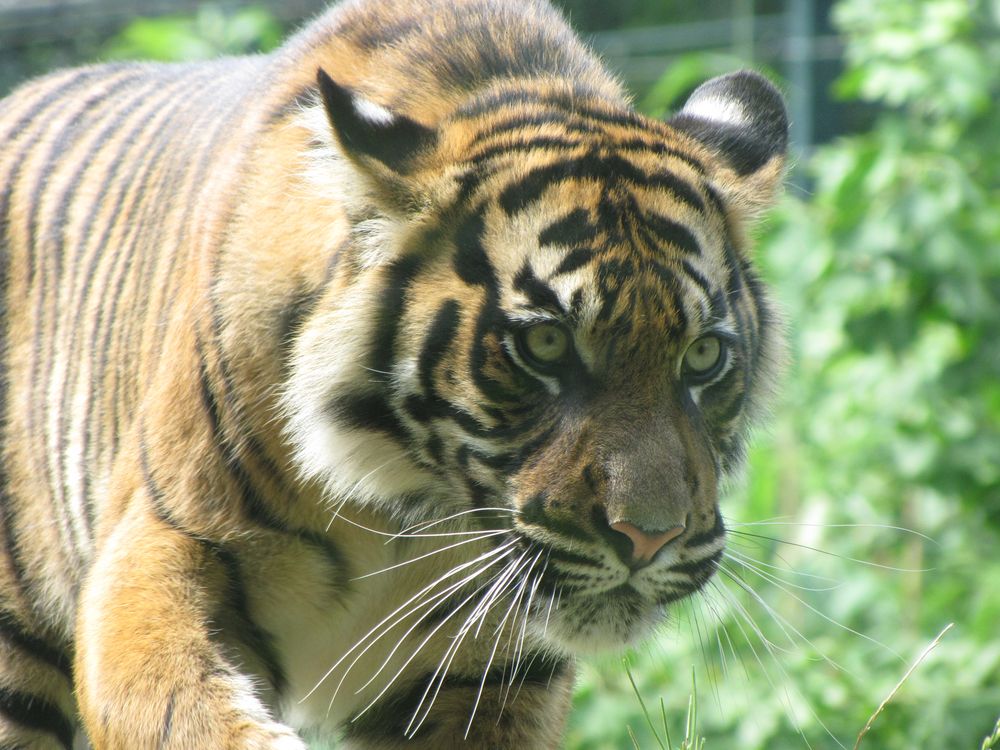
[507,527,724,655]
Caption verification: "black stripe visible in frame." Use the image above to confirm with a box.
[459,89,706,173]
[513,262,564,313]
[643,211,701,255]
[0,686,74,750]
[517,493,593,544]
[159,689,176,748]
[371,253,424,376]
[418,300,461,397]
[680,260,726,317]
[0,611,72,680]
[11,74,141,568]
[0,67,127,143]
[552,246,595,277]
[327,390,409,439]
[452,209,496,289]
[73,70,200,522]
[537,208,595,248]
[453,210,555,413]
[668,548,723,576]
[499,153,705,216]
[52,73,170,540]
[194,340,348,581]
[460,135,706,205]
[139,427,205,537]
[647,260,689,336]
[683,511,726,548]
[543,545,603,569]
[209,544,287,696]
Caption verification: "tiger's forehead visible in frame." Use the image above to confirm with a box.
[472,175,733,354]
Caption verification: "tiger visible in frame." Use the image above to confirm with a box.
[0,0,788,746]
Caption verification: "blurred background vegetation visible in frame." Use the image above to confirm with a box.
[2,0,997,747]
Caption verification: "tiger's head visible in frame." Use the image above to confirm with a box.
[284,68,787,653]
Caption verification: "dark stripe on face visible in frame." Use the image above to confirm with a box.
[0,610,72,680]
[458,91,706,171]
[667,548,722,577]
[0,686,74,750]
[457,213,533,405]
[499,153,705,216]
[328,391,409,439]
[595,258,631,323]
[742,266,769,367]
[642,211,701,256]
[537,208,596,248]
[544,546,604,569]
[518,493,593,544]
[453,210,497,289]
[680,260,726,318]
[552,246,595,277]
[418,300,461,397]
[513,262,564,313]
[371,254,425,376]
[683,511,726,548]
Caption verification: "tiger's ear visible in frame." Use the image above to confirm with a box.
[668,71,788,217]
[316,67,437,208]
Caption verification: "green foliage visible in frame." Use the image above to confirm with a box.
[625,662,706,750]
[571,0,1000,747]
[983,716,1000,750]
[103,4,283,62]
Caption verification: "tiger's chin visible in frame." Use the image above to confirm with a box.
[531,586,665,656]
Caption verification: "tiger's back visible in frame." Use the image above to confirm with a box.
[0,1,788,747]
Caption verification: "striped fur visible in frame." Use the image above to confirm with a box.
[0,0,787,747]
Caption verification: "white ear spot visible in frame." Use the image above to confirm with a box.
[352,96,395,126]
[681,94,748,128]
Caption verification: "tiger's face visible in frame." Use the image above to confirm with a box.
[285,71,786,653]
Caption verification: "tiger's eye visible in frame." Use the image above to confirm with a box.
[683,335,723,376]
[520,323,569,366]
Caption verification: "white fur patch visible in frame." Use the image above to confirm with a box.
[682,94,748,128]
[353,95,395,126]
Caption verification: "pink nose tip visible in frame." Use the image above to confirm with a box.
[610,521,686,565]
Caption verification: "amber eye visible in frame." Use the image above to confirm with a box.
[515,323,570,370]
[683,335,725,381]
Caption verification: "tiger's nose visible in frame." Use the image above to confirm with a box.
[610,521,685,568]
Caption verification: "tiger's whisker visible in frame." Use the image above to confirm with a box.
[727,529,934,573]
[462,549,543,739]
[724,549,843,591]
[305,539,519,704]
[729,520,936,544]
[714,572,848,749]
[394,506,518,538]
[404,547,538,737]
[497,555,549,723]
[332,511,509,540]
[351,530,511,580]
[350,549,521,704]
[723,556,905,661]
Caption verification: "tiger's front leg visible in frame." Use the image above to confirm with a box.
[75,499,306,750]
